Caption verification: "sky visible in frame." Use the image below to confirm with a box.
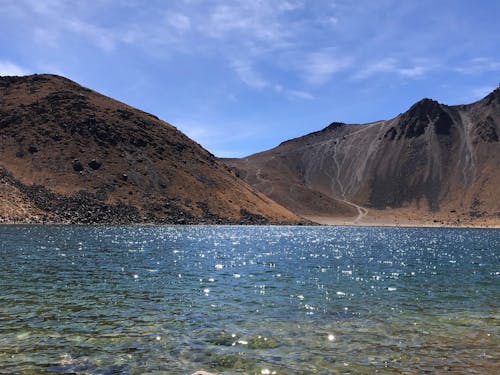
[1,0,499,157]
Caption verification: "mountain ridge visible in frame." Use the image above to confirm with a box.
[225,87,500,227]
[0,74,302,224]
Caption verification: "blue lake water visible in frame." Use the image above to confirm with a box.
[0,225,498,374]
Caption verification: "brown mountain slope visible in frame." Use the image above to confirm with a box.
[225,88,500,227]
[0,74,300,224]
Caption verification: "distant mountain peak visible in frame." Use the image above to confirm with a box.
[408,97,442,115]
[389,96,453,139]
[226,87,500,226]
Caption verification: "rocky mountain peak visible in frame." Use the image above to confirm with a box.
[407,98,442,118]
[388,97,454,139]
[225,86,500,227]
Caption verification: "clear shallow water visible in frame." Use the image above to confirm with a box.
[0,226,498,374]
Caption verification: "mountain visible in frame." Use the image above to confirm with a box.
[225,88,500,227]
[0,74,301,224]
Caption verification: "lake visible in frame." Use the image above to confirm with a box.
[0,225,498,374]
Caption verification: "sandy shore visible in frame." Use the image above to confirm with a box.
[303,214,500,229]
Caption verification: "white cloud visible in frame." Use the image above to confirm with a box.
[303,49,352,86]
[231,60,269,89]
[167,13,191,33]
[7,1,306,58]
[353,58,433,80]
[287,90,314,100]
[121,27,146,45]
[398,66,428,78]
[456,57,500,74]
[24,0,66,16]
[353,58,397,79]
[231,61,314,100]
[65,19,117,51]
[7,1,125,52]
[0,61,30,76]
[320,16,339,26]
[202,1,295,44]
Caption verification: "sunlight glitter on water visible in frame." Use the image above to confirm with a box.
[0,225,498,374]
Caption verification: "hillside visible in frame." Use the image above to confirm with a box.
[0,74,301,224]
[225,88,500,227]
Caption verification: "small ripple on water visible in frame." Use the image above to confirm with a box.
[0,225,498,374]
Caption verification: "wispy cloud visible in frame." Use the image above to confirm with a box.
[0,61,30,76]
[201,1,299,45]
[166,12,191,33]
[2,0,500,157]
[353,58,434,80]
[287,90,314,100]
[65,19,117,51]
[5,0,120,51]
[8,0,307,60]
[456,57,500,74]
[231,60,269,89]
[24,0,67,16]
[302,49,352,86]
[231,60,314,100]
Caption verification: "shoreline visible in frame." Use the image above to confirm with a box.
[302,215,500,229]
[0,219,498,229]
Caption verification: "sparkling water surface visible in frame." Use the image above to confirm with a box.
[0,225,498,374]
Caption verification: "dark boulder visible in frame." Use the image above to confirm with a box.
[72,159,84,172]
[88,159,102,170]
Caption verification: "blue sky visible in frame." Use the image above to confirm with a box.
[1,0,499,157]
